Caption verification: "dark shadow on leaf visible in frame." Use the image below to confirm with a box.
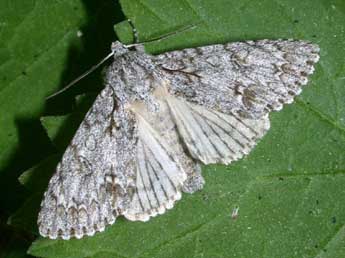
[0,117,54,258]
[0,117,55,213]
[45,0,125,114]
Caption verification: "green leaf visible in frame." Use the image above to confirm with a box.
[7,0,345,257]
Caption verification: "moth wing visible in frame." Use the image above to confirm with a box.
[123,92,204,221]
[38,86,137,240]
[154,39,320,118]
[122,115,186,221]
[166,95,270,165]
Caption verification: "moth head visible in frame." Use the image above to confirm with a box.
[111,41,129,57]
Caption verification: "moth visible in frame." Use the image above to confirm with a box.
[38,35,320,239]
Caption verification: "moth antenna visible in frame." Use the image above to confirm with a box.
[47,22,199,100]
[125,22,200,48]
[46,51,114,100]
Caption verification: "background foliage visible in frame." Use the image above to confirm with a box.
[1,0,344,257]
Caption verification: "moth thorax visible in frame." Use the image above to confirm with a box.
[111,41,129,57]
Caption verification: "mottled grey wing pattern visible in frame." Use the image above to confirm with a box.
[38,86,138,239]
[152,39,319,166]
[39,39,320,240]
[154,39,320,118]
[38,85,205,239]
